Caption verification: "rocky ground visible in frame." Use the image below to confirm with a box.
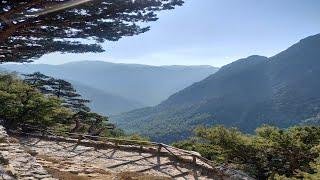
[17,136,217,180]
[0,126,252,180]
[0,126,56,180]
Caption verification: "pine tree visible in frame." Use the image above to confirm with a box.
[0,73,70,129]
[23,72,90,113]
[47,78,90,112]
[0,0,183,63]
[22,72,114,135]
[23,72,51,94]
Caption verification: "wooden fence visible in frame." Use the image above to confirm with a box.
[9,125,253,180]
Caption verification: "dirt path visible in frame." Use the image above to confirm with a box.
[18,137,218,180]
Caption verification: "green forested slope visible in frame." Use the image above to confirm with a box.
[113,34,320,143]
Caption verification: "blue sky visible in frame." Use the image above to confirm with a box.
[36,0,320,67]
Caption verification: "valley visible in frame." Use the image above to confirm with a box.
[113,34,320,143]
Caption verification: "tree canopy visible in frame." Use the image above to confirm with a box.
[0,72,114,136]
[0,0,183,63]
[21,72,116,135]
[0,73,70,129]
[23,72,91,112]
[173,125,320,179]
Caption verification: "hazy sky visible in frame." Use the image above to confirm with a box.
[36,0,320,67]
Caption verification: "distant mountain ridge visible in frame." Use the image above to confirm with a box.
[112,33,320,143]
[1,61,218,115]
[0,67,143,115]
[71,81,144,115]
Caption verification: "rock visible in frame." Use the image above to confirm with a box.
[33,174,52,179]
[0,155,9,165]
[187,150,201,156]
[4,165,17,178]
[2,174,15,180]
[0,125,57,180]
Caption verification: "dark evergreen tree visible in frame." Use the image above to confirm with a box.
[22,72,114,135]
[23,72,90,112]
[0,73,70,129]
[0,0,183,63]
[87,113,111,136]
[47,78,90,112]
[70,111,113,136]
[23,72,51,94]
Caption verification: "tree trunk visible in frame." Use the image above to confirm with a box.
[70,118,81,133]
[91,127,106,137]
[3,119,16,130]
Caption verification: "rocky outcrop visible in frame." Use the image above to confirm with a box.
[0,126,56,180]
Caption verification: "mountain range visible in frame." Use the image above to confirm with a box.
[1,61,218,115]
[112,33,320,143]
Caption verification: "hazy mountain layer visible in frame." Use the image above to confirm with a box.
[72,81,144,115]
[1,61,218,115]
[113,34,320,143]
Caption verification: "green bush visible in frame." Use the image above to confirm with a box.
[0,73,71,129]
[173,125,320,179]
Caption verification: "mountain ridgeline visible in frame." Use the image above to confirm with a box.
[112,34,320,143]
[1,62,218,115]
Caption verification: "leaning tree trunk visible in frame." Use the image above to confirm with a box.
[70,119,82,133]
[2,117,18,130]
[87,118,101,135]
[91,127,106,137]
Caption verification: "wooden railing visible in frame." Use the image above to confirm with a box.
[10,125,253,179]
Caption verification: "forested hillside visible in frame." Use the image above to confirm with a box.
[1,61,218,115]
[113,34,320,143]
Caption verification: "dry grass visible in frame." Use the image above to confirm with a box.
[0,137,8,143]
[37,154,61,164]
[0,136,20,143]
[26,147,173,180]
[86,168,111,175]
[116,172,172,180]
[44,164,171,180]
[37,154,113,180]
[7,137,20,143]
[24,147,38,156]
[45,167,90,180]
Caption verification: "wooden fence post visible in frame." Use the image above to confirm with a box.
[71,135,83,151]
[77,135,83,144]
[93,139,98,151]
[41,130,45,137]
[193,155,197,166]
[157,144,162,154]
